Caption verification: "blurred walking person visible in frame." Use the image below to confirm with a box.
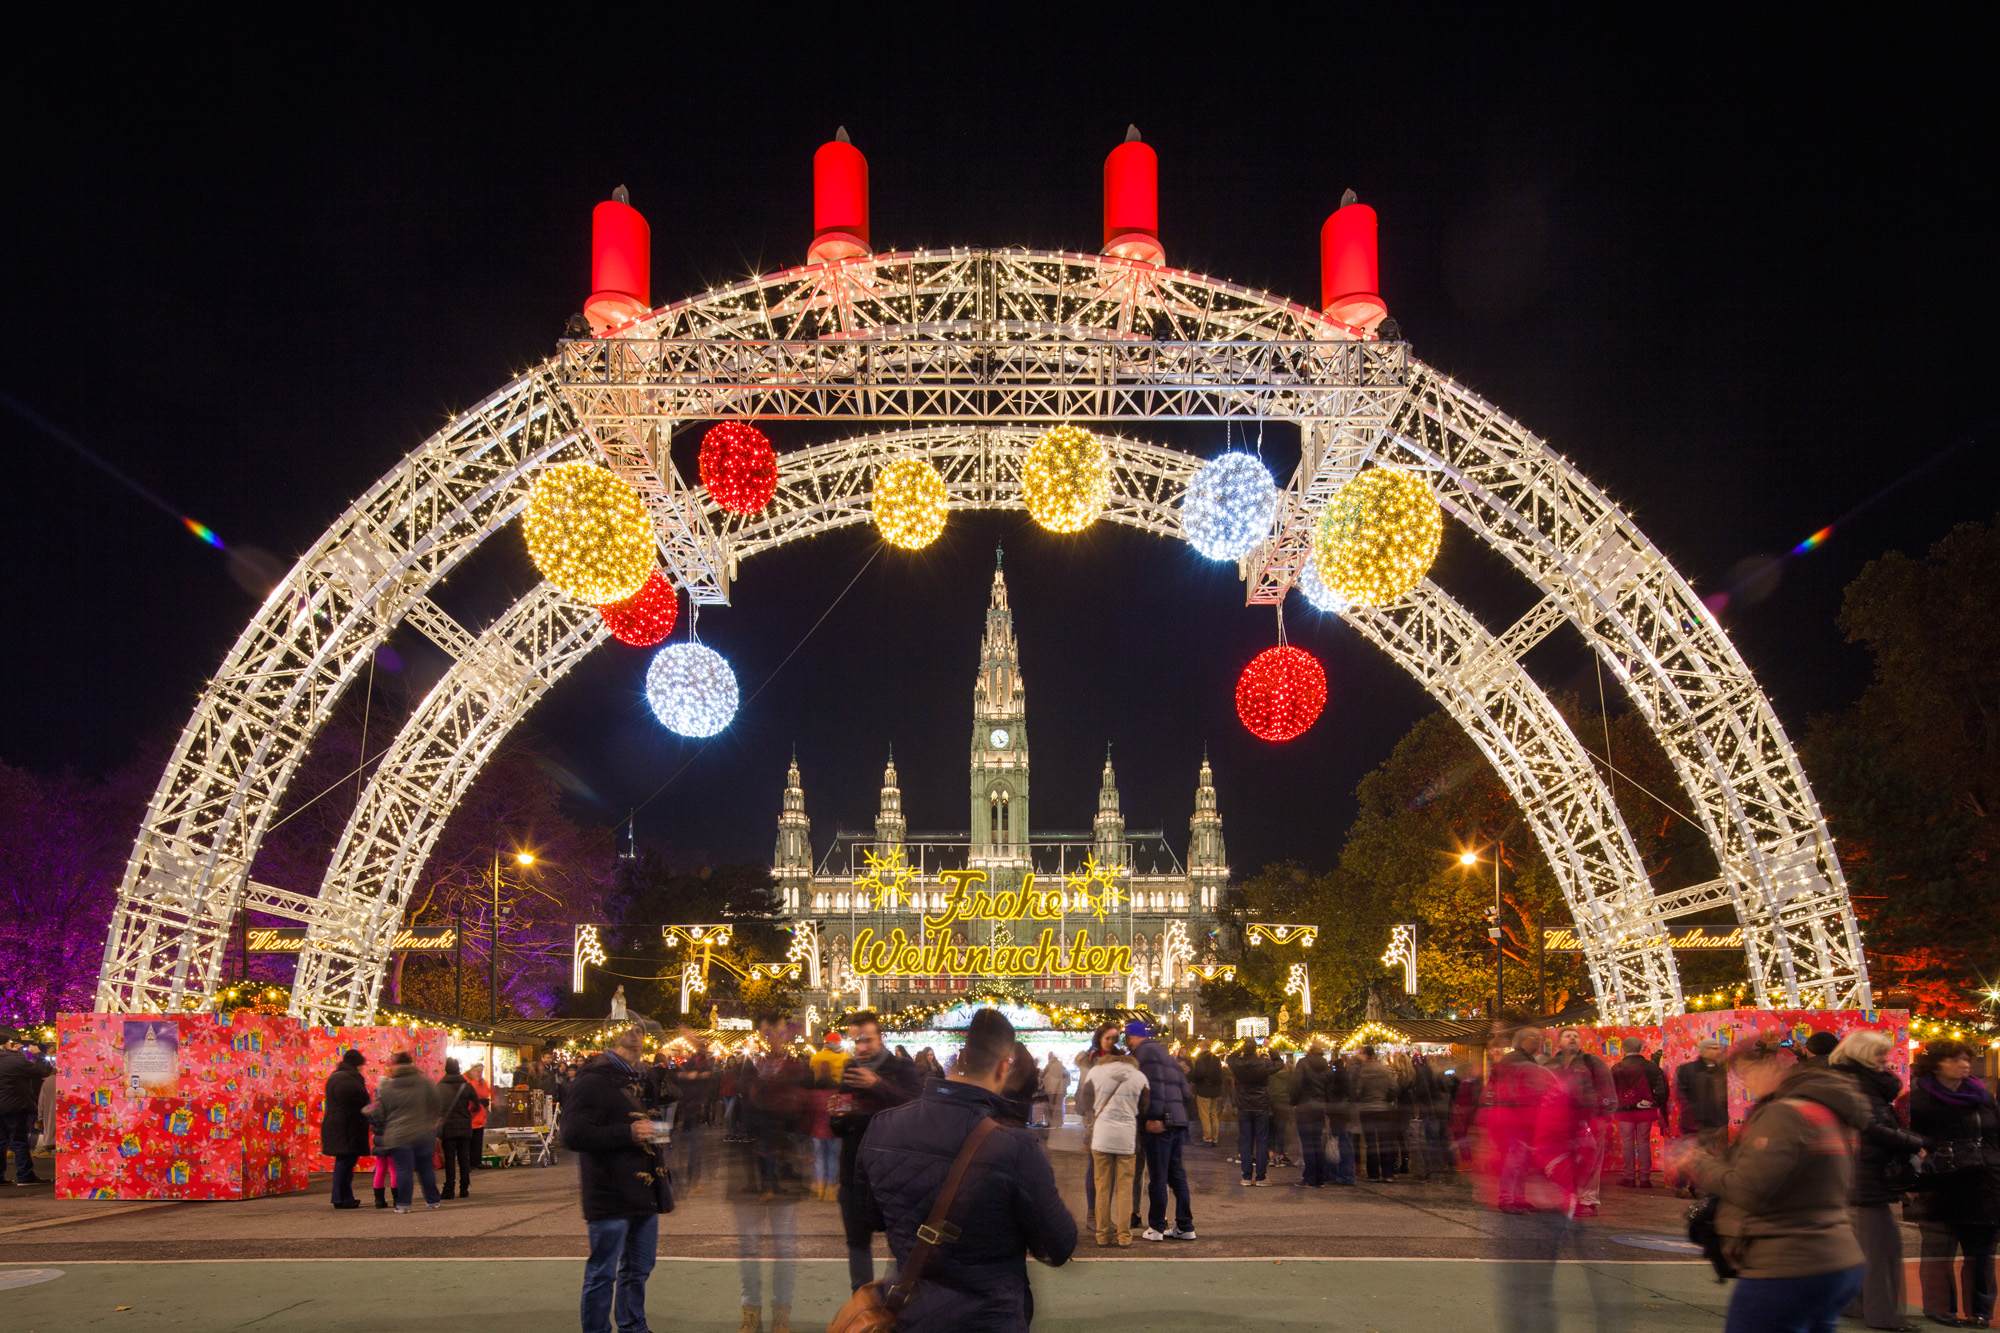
[807,1032,845,1201]
[1678,1032,1866,1333]
[320,1048,370,1208]
[1268,1052,1295,1167]
[853,1007,1076,1330]
[1673,1037,1728,1196]
[830,1010,921,1290]
[733,1019,807,1333]
[1610,1037,1670,1189]
[1546,1026,1615,1216]
[465,1061,493,1167]
[562,1025,669,1333]
[1830,1029,1928,1331]
[1352,1046,1397,1183]
[0,1040,49,1185]
[1038,1053,1070,1129]
[1291,1046,1333,1187]
[1190,1044,1224,1146]
[373,1052,442,1212]
[1905,1038,1999,1329]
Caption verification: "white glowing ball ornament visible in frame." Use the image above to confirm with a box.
[1296,549,1351,615]
[1182,452,1279,561]
[646,643,740,738]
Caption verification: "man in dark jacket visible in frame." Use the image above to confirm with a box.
[1226,1041,1280,1186]
[320,1049,371,1208]
[832,1009,921,1289]
[436,1057,485,1200]
[1190,1047,1225,1146]
[1291,1048,1334,1187]
[0,1043,51,1186]
[561,1027,668,1333]
[1127,1019,1195,1240]
[856,1007,1075,1332]
[1672,1037,1728,1196]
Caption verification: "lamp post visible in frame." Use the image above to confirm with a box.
[1462,846,1502,1017]
[492,847,534,1024]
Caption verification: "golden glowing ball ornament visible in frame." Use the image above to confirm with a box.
[871,457,949,550]
[1021,424,1110,533]
[522,462,655,604]
[1313,467,1443,606]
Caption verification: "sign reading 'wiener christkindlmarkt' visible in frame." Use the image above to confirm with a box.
[1541,925,1745,952]
[847,868,1135,979]
[246,927,458,953]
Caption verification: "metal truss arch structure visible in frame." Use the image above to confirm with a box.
[98,244,1864,1024]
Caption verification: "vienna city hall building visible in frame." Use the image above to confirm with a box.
[773,557,1228,1009]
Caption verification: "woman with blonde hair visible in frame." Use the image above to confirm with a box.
[1830,1029,1927,1330]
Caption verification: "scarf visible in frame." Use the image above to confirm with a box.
[1920,1073,1991,1109]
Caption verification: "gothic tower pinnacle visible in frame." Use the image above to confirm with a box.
[875,746,906,849]
[970,563,1028,860]
[774,749,812,911]
[1189,751,1227,910]
[1093,745,1126,866]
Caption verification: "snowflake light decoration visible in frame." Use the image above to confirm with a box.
[1064,854,1126,922]
[855,847,916,910]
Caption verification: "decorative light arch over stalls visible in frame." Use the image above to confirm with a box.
[97,248,1867,1026]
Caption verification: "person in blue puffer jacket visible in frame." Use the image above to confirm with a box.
[856,1008,1076,1332]
[1126,1019,1197,1241]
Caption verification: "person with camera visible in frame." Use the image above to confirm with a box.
[830,1010,921,1290]
[561,1026,671,1333]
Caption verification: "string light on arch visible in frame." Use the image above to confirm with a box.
[1181,451,1278,561]
[699,421,779,514]
[1236,644,1327,742]
[871,456,949,549]
[522,462,654,604]
[1021,424,1110,533]
[597,569,679,647]
[1314,467,1443,607]
[646,642,739,737]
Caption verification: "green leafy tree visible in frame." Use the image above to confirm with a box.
[1805,517,2000,1016]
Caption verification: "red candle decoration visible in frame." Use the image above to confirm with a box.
[1235,645,1328,741]
[597,569,678,647]
[698,421,779,514]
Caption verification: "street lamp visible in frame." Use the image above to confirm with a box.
[492,847,535,1024]
[1461,845,1502,1017]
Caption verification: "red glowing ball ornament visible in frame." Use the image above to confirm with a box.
[1235,645,1328,742]
[699,421,779,514]
[597,570,679,647]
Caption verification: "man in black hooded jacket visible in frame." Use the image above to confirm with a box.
[561,1027,668,1333]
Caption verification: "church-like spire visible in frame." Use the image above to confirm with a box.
[875,746,906,848]
[774,750,812,911]
[1094,744,1126,862]
[1189,753,1227,908]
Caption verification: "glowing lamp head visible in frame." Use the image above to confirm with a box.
[1182,452,1278,561]
[871,457,949,549]
[1313,467,1443,607]
[699,422,779,515]
[646,642,740,738]
[516,852,536,867]
[1022,425,1110,533]
[522,462,655,605]
[1235,645,1328,742]
[1460,851,1478,866]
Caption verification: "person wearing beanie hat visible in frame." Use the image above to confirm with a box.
[1126,1020,1196,1240]
[322,1049,371,1209]
[1799,1031,1838,1069]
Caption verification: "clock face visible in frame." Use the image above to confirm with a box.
[989,728,1010,749]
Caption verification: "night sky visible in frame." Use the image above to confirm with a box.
[5,18,1995,880]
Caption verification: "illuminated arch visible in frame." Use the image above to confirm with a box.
[98,248,1865,1025]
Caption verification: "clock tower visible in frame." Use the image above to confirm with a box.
[970,546,1028,863]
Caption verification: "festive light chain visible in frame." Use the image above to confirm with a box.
[872,457,949,550]
[1021,425,1110,533]
[1236,644,1328,741]
[1314,467,1443,607]
[646,642,740,737]
[523,462,655,604]
[1182,451,1278,561]
[699,421,779,514]
[597,569,679,647]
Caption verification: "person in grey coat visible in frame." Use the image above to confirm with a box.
[372,1052,442,1212]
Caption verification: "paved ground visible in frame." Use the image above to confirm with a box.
[0,1126,1927,1329]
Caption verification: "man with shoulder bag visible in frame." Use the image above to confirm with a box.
[562,1026,674,1333]
[842,1008,1075,1333]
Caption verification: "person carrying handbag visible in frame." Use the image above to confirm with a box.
[847,1008,1075,1332]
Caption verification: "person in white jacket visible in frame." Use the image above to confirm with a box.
[1078,1052,1149,1246]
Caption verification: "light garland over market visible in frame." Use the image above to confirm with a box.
[95,128,1874,1034]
